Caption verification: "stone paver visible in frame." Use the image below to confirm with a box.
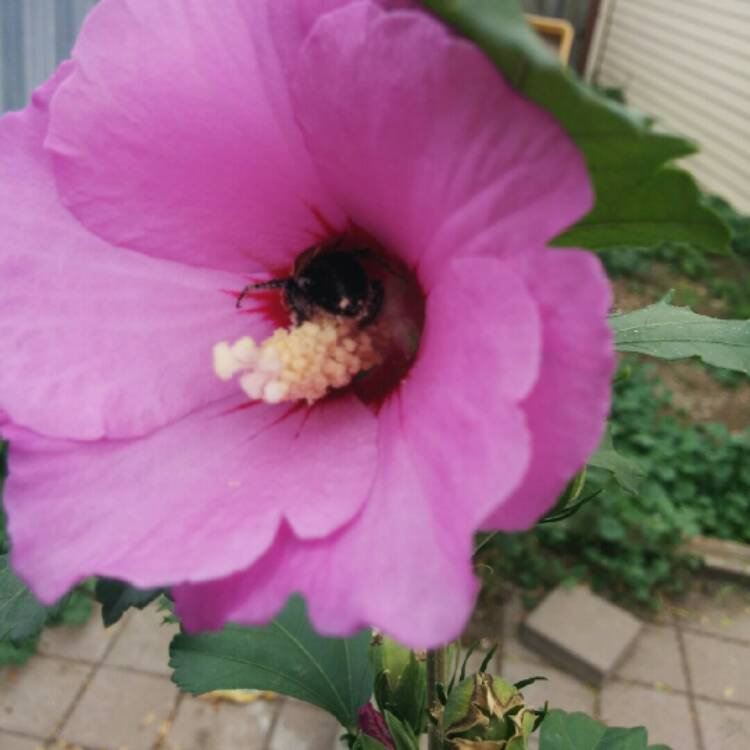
[616,625,687,691]
[501,654,597,715]
[501,591,527,640]
[520,585,643,686]
[0,657,91,737]
[104,603,179,676]
[60,666,177,750]
[0,732,44,750]
[502,633,546,667]
[39,605,122,664]
[685,536,750,584]
[4,585,749,750]
[268,700,339,750]
[600,681,699,750]
[166,694,276,750]
[683,630,750,704]
[674,585,750,643]
[696,698,750,747]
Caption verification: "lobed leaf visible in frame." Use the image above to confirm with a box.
[0,553,48,643]
[0,633,38,666]
[95,578,164,627]
[0,442,7,555]
[610,296,750,374]
[170,595,373,729]
[539,710,671,750]
[588,427,644,495]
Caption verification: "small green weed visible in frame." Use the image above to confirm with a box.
[485,361,750,611]
[602,196,750,322]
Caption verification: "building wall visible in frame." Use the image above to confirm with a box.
[6,0,745,214]
[587,0,750,212]
[0,0,96,112]
[2,1,596,113]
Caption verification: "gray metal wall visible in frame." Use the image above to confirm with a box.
[1,1,594,113]
[1,0,96,112]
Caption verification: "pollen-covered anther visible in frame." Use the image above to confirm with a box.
[213,315,385,405]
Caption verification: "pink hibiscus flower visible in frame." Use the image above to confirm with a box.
[0,0,613,647]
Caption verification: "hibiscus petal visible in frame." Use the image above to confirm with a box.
[482,249,614,530]
[46,0,347,272]
[292,2,592,283]
[174,400,478,649]
[3,395,377,604]
[399,256,536,527]
[0,68,258,440]
[174,256,537,647]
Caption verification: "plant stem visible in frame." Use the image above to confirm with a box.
[426,647,446,750]
[472,531,499,558]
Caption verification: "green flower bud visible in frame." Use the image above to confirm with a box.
[370,635,427,735]
[443,673,537,749]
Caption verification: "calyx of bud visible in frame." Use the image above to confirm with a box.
[443,673,537,749]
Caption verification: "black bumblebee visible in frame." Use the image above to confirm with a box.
[237,242,384,328]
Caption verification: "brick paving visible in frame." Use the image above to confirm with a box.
[519,585,643,686]
[0,582,748,749]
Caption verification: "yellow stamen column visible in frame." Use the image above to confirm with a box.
[213,315,385,405]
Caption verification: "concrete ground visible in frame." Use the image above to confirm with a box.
[1,583,748,750]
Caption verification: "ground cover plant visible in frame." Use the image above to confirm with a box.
[603,196,750,323]
[483,358,750,612]
[482,196,750,612]
[0,445,94,665]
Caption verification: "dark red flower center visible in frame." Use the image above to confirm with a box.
[224,231,425,410]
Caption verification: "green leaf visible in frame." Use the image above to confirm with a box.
[390,652,426,734]
[513,675,547,691]
[353,736,391,750]
[610,296,750,374]
[51,585,94,627]
[0,553,48,643]
[0,634,39,666]
[170,595,373,729]
[384,710,420,750]
[0,441,8,555]
[556,170,728,253]
[418,0,730,254]
[95,578,164,627]
[539,710,671,750]
[588,427,645,495]
[371,640,426,734]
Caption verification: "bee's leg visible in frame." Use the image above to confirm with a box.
[358,280,384,329]
[236,278,287,308]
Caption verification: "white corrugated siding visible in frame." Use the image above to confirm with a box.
[587,0,750,212]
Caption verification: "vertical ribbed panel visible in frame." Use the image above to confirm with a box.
[1,2,594,110]
[0,0,96,113]
[1,0,25,112]
[587,0,750,212]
